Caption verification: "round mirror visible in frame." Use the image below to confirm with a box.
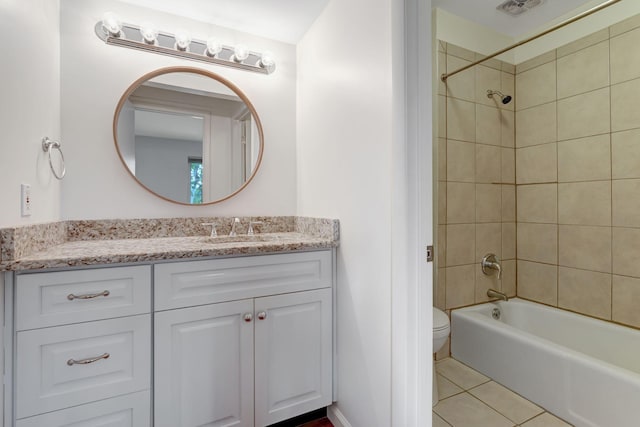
[113,66,264,205]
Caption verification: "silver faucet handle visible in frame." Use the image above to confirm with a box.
[248,221,263,236]
[201,223,218,237]
[481,253,502,280]
[229,217,240,237]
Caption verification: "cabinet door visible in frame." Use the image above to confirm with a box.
[255,288,332,426]
[155,300,254,427]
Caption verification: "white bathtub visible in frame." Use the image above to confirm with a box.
[451,298,640,427]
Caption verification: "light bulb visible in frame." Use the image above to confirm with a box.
[205,38,222,57]
[139,22,158,44]
[258,51,275,68]
[101,12,122,37]
[174,30,192,51]
[232,44,249,63]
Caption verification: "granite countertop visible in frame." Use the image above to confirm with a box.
[0,217,339,272]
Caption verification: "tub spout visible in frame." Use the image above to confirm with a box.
[481,253,502,280]
[487,288,508,301]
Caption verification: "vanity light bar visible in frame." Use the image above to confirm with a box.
[94,16,275,75]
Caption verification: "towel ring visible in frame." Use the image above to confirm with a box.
[42,137,66,180]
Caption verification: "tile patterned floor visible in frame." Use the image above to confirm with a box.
[433,358,574,427]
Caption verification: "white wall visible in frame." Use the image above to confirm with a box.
[0,0,61,228]
[60,0,297,219]
[297,0,395,425]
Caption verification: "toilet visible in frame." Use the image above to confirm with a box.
[433,307,451,406]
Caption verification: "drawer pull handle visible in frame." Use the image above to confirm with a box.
[257,311,267,320]
[67,290,110,301]
[243,313,253,322]
[67,352,110,366]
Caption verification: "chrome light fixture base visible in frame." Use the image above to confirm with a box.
[94,22,275,75]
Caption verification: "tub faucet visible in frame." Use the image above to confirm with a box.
[229,217,240,237]
[481,253,502,280]
[487,288,508,302]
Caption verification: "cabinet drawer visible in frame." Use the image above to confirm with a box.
[155,251,333,310]
[16,266,151,330]
[16,315,151,419]
[16,391,150,427]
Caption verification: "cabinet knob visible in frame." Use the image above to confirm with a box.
[257,311,267,320]
[243,313,253,322]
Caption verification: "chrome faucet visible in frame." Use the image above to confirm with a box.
[481,253,502,280]
[487,288,508,302]
[229,217,240,237]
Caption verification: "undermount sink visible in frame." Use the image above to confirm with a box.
[196,234,285,244]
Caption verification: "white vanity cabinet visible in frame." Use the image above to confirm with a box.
[7,249,335,427]
[153,251,334,427]
[11,266,152,426]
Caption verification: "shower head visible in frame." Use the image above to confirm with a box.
[487,89,513,105]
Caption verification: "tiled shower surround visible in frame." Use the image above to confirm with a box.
[436,41,517,314]
[437,12,640,335]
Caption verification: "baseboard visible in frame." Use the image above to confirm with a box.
[327,405,352,427]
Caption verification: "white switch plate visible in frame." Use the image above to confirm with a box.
[21,184,31,216]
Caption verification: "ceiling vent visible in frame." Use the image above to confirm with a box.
[496,0,545,17]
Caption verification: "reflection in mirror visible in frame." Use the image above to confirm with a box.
[114,67,263,205]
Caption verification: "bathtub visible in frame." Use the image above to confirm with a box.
[451,298,640,427]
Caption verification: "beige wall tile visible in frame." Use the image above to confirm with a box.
[516,102,557,148]
[438,138,447,180]
[612,275,640,328]
[501,109,515,147]
[446,224,476,266]
[610,13,640,37]
[612,227,640,277]
[438,224,446,266]
[502,259,516,297]
[557,41,609,99]
[558,181,611,226]
[502,185,516,222]
[613,179,640,227]
[476,184,502,223]
[558,267,612,320]
[476,223,502,260]
[445,265,475,309]
[516,61,557,110]
[476,65,502,107]
[447,182,475,224]
[476,144,501,183]
[438,51,447,96]
[475,53,502,71]
[446,55,474,101]
[447,98,476,142]
[517,184,557,223]
[557,134,611,182]
[611,78,640,132]
[517,223,558,264]
[438,40,446,53]
[558,225,612,273]
[501,148,515,184]
[476,105,501,146]
[438,182,446,225]
[436,268,446,310]
[612,129,640,179]
[476,266,500,303]
[557,28,609,58]
[502,223,516,260]
[500,72,515,111]
[502,62,516,74]
[611,27,640,84]
[447,43,475,61]
[438,95,446,138]
[516,50,556,74]
[516,143,557,184]
[447,140,475,182]
[557,87,610,141]
[517,261,558,306]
